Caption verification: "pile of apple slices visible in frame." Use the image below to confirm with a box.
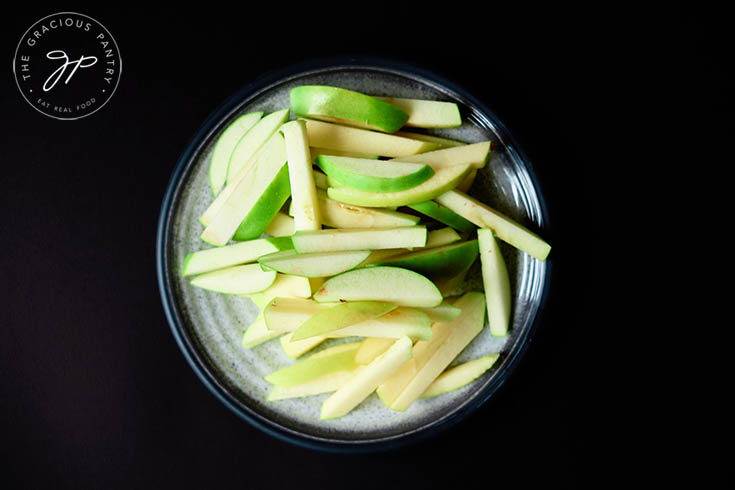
[182,85,551,420]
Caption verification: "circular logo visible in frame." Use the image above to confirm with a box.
[13,12,122,120]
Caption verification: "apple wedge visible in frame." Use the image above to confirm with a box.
[262,297,333,332]
[355,338,395,365]
[189,263,276,295]
[325,307,432,341]
[316,154,434,192]
[258,249,371,277]
[435,189,551,261]
[416,301,462,323]
[290,301,398,341]
[291,85,409,133]
[279,332,328,359]
[182,236,293,277]
[368,240,479,279]
[267,366,365,401]
[303,119,440,158]
[226,108,289,185]
[320,335,413,420]
[280,119,322,231]
[375,97,461,128]
[251,273,313,304]
[407,200,476,234]
[388,141,491,170]
[389,291,486,411]
[420,354,499,398]
[241,312,285,349]
[265,341,362,387]
[311,147,378,161]
[291,226,427,253]
[424,227,462,248]
[393,131,466,148]
[326,163,472,208]
[201,133,290,246]
[303,190,420,229]
[209,111,263,196]
[478,228,512,337]
[264,212,295,237]
[314,266,443,307]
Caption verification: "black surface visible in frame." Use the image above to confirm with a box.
[0,6,685,489]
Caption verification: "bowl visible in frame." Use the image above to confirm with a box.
[156,57,552,452]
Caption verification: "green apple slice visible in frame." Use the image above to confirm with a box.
[369,240,479,279]
[280,119,322,231]
[416,301,462,323]
[456,167,478,192]
[389,141,491,170]
[326,307,431,341]
[189,263,277,295]
[291,226,427,253]
[307,190,420,229]
[389,292,486,411]
[420,354,499,398]
[407,200,476,234]
[241,312,285,348]
[311,147,379,161]
[265,341,362,387]
[226,108,290,185]
[267,366,364,401]
[262,297,332,332]
[291,301,398,341]
[478,228,512,337]
[182,236,293,277]
[435,189,551,261]
[326,163,472,208]
[201,133,290,246]
[315,154,434,192]
[320,335,413,420]
[252,273,313,304]
[375,97,461,128]
[314,266,443,307]
[264,212,295,237]
[393,131,466,148]
[258,249,370,277]
[279,332,328,359]
[355,338,396,365]
[425,227,462,248]
[291,85,409,133]
[209,111,263,196]
[303,119,440,158]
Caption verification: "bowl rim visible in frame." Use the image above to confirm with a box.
[155,56,553,453]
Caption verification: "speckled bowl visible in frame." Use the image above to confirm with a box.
[156,57,552,452]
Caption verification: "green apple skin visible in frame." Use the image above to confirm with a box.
[369,239,479,279]
[290,301,398,341]
[435,189,551,261]
[189,263,277,295]
[226,108,290,185]
[315,154,434,193]
[375,97,461,129]
[407,200,476,234]
[326,163,472,208]
[182,236,292,277]
[478,228,512,337]
[314,266,443,308]
[230,162,292,242]
[265,341,362,387]
[258,249,371,277]
[291,226,427,253]
[290,85,409,133]
[419,354,499,398]
[209,111,263,196]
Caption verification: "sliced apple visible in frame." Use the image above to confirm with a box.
[291,85,409,133]
[309,190,420,229]
[182,236,293,277]
[456,167,477,192]
[262,297,332,332]
[325,307,431,341]
[314,266,443,307]
[420,354,499,398]
[291,301,398,341]
[416,301,462,323]
[425,227,462,248]
[279,332,328,359]
[267,366,364,401]
[291,226,427,253]
[407,200,476,234]
[320,335,413,420]
[189,263,276,295]
[264,212,295,237]
[389,141,491,170]
[355,338,395,365]
[478,228,512,337]
[265,341,362,387]
[368,240,479,279]
[226,108,290,185]
[209,111,263,196]
[393,131,466,148]
[281,119,322,231]
[303,119,440,158]
[435,189,551,260]
[375,97,461,128]
[241,312,285,348]
[389,291,486,411]
[311,147,378,161]
[326,163,472,208]
[258,249,370,277]
[252,273,314,304]
[433,262,472,297]
[316,154,434,192]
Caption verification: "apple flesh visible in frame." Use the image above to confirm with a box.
[264,212,295,237]
[189,263,277,295]
[209,111,262,196]
[250,273,313,304]
[280,119,322,231]
[262,297,333,332]
[478,228,512,337]
[316,154,434,192]
[435,189,551,261]
[355,338,395,365]
[320,335,413,420]
[314,266,443,308]
[420,354,499,398]
[291,226,427,253]
[416,301,462,323]
[368,240,479,279]
[182,236,292,277]
[267,367,364,401]
[290,301,398,341]
[325,307,432,341]
[393,131,466,149]
[375,97,461,128]
[258,249,370,278]
[389,141,491,170]
[407,200,476,234]
[265,341,362,387]
[303,119,440,158]
[290,85,409,133]
[226,108,290,185]
[241,311,285,349]
[279,331,328,359]
[326,163,472,208]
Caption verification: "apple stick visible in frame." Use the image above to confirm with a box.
[226,108,290,185]
[419,354,499,398]
[279,332,328,359]
[478,228,512,337]
[388,141,491,170]
[241,312,286,349]
[375,97,461,128]
[182,236,292,277]
[209,111,263,196]
[264,212,295,237]
[291,226,427,253]
[281,120,322,231]
[290,301,398,341]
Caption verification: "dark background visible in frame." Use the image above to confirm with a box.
[1,6,722,489]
